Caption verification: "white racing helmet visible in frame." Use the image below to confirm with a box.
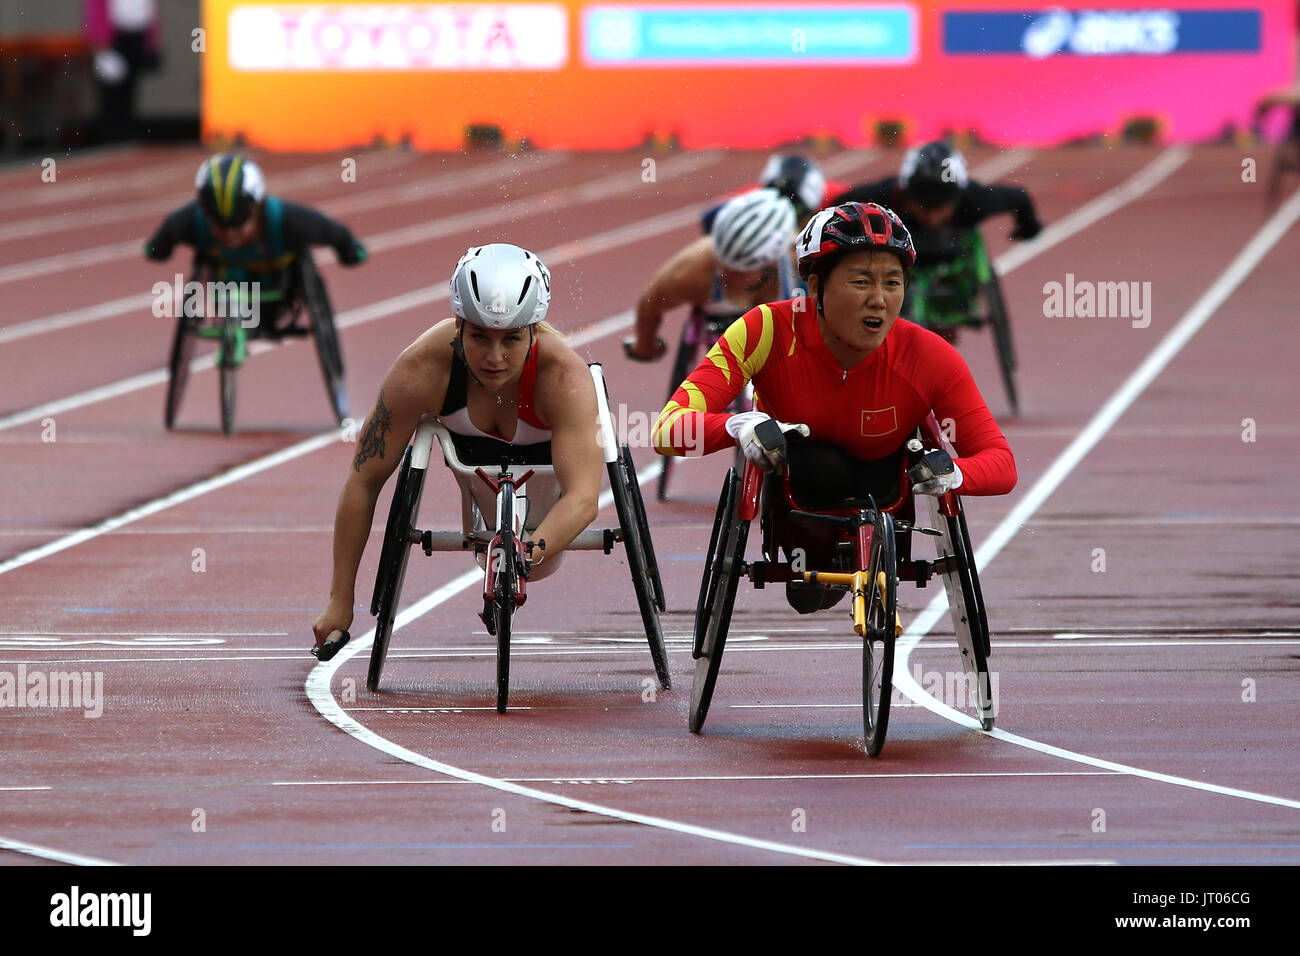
[450,243,552,330]
[711,188,797,272]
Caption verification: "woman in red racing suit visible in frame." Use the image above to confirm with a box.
[653,202,1016,611]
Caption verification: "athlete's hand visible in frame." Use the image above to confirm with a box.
[725,411,809,472]
[623,336,668,362]
[311,598,354,660]
[910,459,964,497]
[1010,217,1042,241]
[339,241,367,266]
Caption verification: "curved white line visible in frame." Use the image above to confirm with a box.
[305,464,885,865]
[894,181,1300,812]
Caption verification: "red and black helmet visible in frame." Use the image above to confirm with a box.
[795,201,916,280]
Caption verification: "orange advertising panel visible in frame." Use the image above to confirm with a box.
[202,0,1293,151]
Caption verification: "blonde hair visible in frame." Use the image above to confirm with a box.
[536,319,567,341]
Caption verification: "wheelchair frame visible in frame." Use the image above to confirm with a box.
[689,412,995,757]
[907,230,1020,418]
[163,253,347,434]
[366,363,670,713]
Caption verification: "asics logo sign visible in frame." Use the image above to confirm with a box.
[1022,10,1178,57]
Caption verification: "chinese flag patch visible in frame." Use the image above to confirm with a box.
[860,407,897,437]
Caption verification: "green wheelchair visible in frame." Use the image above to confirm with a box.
[906,230,1019,418]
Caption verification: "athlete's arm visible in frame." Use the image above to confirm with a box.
[631,237,715,357]
[280,200,368,265]
[924,341,1017,495]
[960,182,1042,239]
[653,304,770,457]
[312,323,451,646]
[828,178,895,207]
[143,204,197,260]
[531,345,603,559]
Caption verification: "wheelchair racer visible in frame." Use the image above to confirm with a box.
[311,244,604,658]
[831,142,1041,343]
[625,188,799,362]
[144,154,367,335]
[653,202,1017,612]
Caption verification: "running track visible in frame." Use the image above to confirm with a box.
[1,144,1297,867]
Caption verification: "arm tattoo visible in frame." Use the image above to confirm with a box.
[353,391,392,471]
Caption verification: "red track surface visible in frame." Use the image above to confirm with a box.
[1,144,1298,867]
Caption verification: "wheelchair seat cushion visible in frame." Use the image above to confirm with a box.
[784,440,901,510]
[448,431,553,467]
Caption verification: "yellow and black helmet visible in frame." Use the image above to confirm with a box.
[195,154,266,228]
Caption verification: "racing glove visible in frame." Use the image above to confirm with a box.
[908,449,964,497]
[725,411,810,472]
[1010,217,1043,241]
[339,241,368,266]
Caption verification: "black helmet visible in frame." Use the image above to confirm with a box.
[899,142,968,209]
[195,154,266,229]
[759,154,826,219]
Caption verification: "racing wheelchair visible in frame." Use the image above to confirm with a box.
[366,363,670,713]
[690,413,994,757]
[163,252,347,435]
[906,230,1019,418]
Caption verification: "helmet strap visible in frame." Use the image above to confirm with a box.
[452,321,488,389]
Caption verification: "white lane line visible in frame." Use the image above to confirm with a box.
[0,308,650,588]
[0,786,51,791]
[270,770,1120,785]
[893,182,1300,812]
[305,463,883,866]
[0,430,342,577]
[0,835,119,866]
[970,149,1036,182]
[0,151,436,244]
[0,192,697,435]
[0,151,718,290]
[6,636,1297,667]
[0,157,548,343]
[994,146,1191,274]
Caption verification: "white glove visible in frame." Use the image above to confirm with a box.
[725,411,810,472]
[912,461,963,497]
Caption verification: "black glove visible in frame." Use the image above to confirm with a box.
[339,241,367,266]
[1010,217,1042,241]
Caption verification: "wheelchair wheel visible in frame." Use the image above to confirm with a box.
[930,497,994,730]
[657,328,699,501]
[862,510,897,757]
[494,528,516,714]
[689,468,748,734]
[164,315,196,430]
[621,444,665,612]
[609,449,671,689]
[982,273,1020,418]
[693,476,729,658]
[299,255,348,425]
[218,312,239,436]
[367,446,426,692]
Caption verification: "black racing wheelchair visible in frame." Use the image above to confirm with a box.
[164,252,347,435]
[690,412,994,757]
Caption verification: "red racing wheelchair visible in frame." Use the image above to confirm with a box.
[689,412,994,757]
